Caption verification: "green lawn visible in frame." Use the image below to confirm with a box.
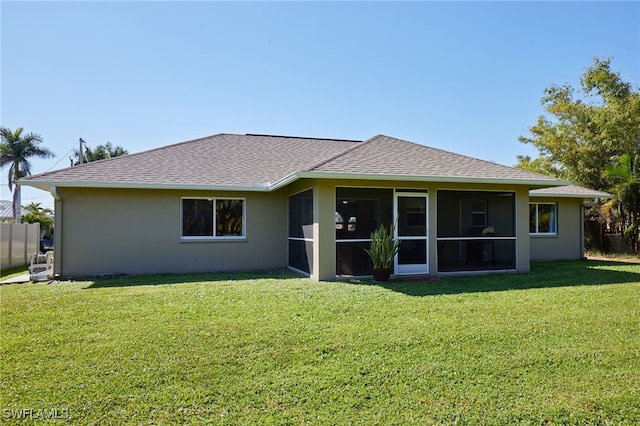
[1,261,639,425]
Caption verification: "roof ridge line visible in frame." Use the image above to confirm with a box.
[245,133,361,143]
[306,134,384,171]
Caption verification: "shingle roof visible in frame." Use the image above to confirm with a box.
[309,135,559,182]
[20,133,565,191]
[21,134,359,189]
[530,184,611,198]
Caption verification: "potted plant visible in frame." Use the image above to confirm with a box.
[364,222,400,281]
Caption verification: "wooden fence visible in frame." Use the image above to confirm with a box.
[1,223,41,270]
[603,233,633,254]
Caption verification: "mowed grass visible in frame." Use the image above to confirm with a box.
[1,261,639,425]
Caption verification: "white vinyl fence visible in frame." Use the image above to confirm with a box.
[1,223,41,270]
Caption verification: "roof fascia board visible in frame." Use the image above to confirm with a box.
[18,180,272,192]
[277,171,569,188]
[530,192,611,199]
[20,173,570,194]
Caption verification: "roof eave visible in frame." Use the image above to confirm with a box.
[18,179,272,193]
[530,192,612,199]
[272,171,568,189]
[20,172,569,194]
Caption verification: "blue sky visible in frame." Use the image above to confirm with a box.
[1,1,638,209]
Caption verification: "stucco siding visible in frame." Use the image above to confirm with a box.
[516,188,531,272]
[530,198,584,261]
[52,181,581,279]
[56,188,287,277]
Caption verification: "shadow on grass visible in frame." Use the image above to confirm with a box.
[344,260,640,296]
[83,268,299,289]
[82,260,639,295]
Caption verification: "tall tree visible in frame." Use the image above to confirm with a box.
[73,141,128,165]
[23,201,53,215]
[604,154,640,252]
[21,202,54,237]
[517,58,640,190]
[0,127,55,222]
[517,58,640,253]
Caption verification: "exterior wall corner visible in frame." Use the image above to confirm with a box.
[313,181,336,281]
[517,188,531,272]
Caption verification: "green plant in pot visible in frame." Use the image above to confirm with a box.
[364,222,400,281]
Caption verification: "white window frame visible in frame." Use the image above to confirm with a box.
[470,199,488,228]
[180,197,246,240]
[529,202,557,235]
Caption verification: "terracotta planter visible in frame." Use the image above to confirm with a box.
[373,267,392,282]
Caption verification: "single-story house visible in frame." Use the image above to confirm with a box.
[19,133,610,280]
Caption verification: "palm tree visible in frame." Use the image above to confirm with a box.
[0,127,55,222]
[23,201,53,216]
[604,153,640,252]
[100,142,128,158]
[21,202,54,237]
[73,141,128,165]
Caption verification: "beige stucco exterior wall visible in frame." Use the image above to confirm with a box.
[53,197,63,276]
[515,187,531,272]
[530,198,584,261]
[52,179,573,279]
[55,187,287,277]
[314,180,336,281]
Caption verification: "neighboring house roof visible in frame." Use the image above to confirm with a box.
[0,200,13,219]
[530,184,611,199]
[20,133,566,192]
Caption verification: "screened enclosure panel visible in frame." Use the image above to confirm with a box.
[437,239,516,272]
[288,190,314,274]
[289,190,313,239]
[335,188,393,240]
[336,242,380,276]
[288,239,313,274]
[398,239,427,265]
[437,191,515,238]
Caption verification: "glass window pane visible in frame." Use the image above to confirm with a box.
[216,199,244,237]
[471,200,486,211]
[398,196,426,236]
[529,204,537,233]
[530,203,557,234]
[548,204,557,233]
[537,204,555,233]
[182,199,213,237]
